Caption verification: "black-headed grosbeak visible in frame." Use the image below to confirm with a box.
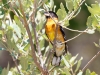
[44,11,67,66]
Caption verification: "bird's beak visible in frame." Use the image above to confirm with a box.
[44,12,50,16]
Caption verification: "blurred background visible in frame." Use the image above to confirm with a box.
[54,0,100,74]
[0,0,100,74]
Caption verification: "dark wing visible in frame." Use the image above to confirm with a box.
[60,26,67,53]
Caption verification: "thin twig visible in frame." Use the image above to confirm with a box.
[11,56,21,74]
[49,66,56,72]
[82,51,100,72]
[70,68,75,75]
[65,32,83,43]
[69,61,75,75]
[31,0,44,67]
[61,25,87,33]
[18,0,46,74]
[44,49,51,66]
[61,28,88,44]
[47,49,54,69]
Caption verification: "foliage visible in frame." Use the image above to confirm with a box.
[86,1,100,33]
[0,0,100,75]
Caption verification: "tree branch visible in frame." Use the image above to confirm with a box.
[30,0,44,68]
[11,55,20,74]
[82,50,100,72]
[18,0,47,74]
[61,28,88,44]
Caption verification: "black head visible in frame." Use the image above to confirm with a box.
[44,11,58,19]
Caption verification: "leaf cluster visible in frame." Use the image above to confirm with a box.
[0,0,99,75]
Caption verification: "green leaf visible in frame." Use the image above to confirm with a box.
[73,0,79,10]
[1,64,9,75]
[85,69,91,75]
[39,36,45,50]
[20,57,28,70]
[0,30,3,38]
[11,39,19,53]
[2,0,7,5]
[2,0,9,8]
[75,57,83,73]
[69,54,78,65]
[6,64,9,73]
[43,4,49,11]
[77,71,83,75]
[0,7,5,19]
[64,69,71,75]
[24,43,30,51]
[36,11,46,30]
[62,56,70,69]
[0,20,2,27]
[57,3,67,20]
[86,2,100,15]
[6,27,13,40]
[65,0,74,11]
[86,16,94,28]
[13,23,21,38]
[6,28,13,49]
[36,11,42,25]
[86,70,97,75]
[90,72,97,75]
[86,15,100,32]
[57,3,69,26]
[59,68,71,75]
[54,70,57,75]
[65,52,72,60]
[49,0,54,10]
[14,15,26,35]
[94,42,100,48]
[1,68,8,75]
[6,27,19,52]
[86,2,100,32]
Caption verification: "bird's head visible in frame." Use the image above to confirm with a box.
[44,11,58,19]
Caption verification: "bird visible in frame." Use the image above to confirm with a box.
[44,11,67,66]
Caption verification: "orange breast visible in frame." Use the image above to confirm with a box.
[45,18,65,42]
[45,18,57,41]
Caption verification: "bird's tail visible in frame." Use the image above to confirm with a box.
[51,53,61,66]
